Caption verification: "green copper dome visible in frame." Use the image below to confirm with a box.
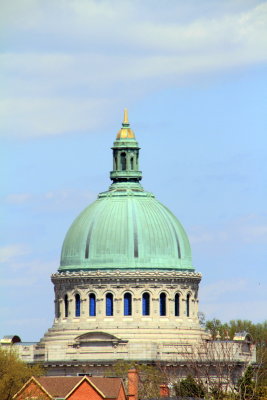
[59,110,194,272]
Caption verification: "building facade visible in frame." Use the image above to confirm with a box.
[34,110,205,373]
[1,111,255,378]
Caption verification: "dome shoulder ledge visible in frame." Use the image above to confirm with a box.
[52,269,202,280]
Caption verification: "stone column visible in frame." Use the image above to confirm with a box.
[126,150,130,171]
[133,296,141,318]
[68,297,74,318]
[81,297,87,318]
[97,296,104,317]
[181,296,186,318]
[152,295,159,316]
[54,298,60,319]
[58,299,63,319]
[169,297,174,317]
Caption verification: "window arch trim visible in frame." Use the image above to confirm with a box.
[159,292,167,316]
[89,293,96,316]
[142,292,150,316]
[186,293,191,317]
[75,293,81,317]
[106,292,114,316]
[174,293,180,317]
[124,292,132,316]
[64,294,68,318]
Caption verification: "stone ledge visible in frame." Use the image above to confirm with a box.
[52,270,202,280]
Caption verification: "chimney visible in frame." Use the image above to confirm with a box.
[128,368,138,400]
[160,384,170,397]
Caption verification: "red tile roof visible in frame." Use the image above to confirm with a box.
[89,377,123,398]
[35,375,123,398]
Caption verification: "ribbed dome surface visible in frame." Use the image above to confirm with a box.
[59,188,193,271]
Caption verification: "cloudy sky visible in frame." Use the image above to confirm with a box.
[1,0,267,341]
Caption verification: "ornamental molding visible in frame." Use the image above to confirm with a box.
[52,269,201,281]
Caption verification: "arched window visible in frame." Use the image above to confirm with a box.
[89,293,96,316]
[64,294,68,318]
[124,293,132,316]
[75,294,80,317]
[174,293,180,317]
[106,293,113,316]
[160,293,166,316]
[130,157,134,170]
[121,152,126,170]
[142,292,150,316]
[186,293,190,317]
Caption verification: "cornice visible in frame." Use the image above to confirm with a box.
[51,269,202,282]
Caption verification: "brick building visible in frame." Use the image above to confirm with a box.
[13,375,127,400]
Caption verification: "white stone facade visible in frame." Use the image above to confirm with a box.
[28,269,208,369]
[53,270,201,330]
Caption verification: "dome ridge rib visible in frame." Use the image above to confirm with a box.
[132,200,139,258]
[153,200,182,259]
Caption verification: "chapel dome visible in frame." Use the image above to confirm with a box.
[59,110,194,272]
[59,188,193,271]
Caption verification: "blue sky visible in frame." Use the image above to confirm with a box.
[1,0,267,341]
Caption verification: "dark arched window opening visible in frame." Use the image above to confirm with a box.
[142,292,150,316]
[130,157,134,170]
[174,293,180,316]
[75,294,80,317]
[160,293,166,316]
[124,293,132,316]
[89,293,96,316]
[186,293,190,317]
[64,294,68,318]
[106,293,113,316]
[121,152,126,170]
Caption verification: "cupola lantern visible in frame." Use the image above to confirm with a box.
[110,109,142,184]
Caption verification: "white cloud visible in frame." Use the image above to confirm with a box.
[5,189,96,210]
[7,259,56,274]
[0,277,36,287]
[1,0,267,137]
[189,231,214,244]
[200,278,267,322]
[0,244,30,263]
[3,317,48,328]
[241,222,267,243]
[201,299,267,323]
[43,189,94,202]
[5,193,32,204]
[0,96,117,137]
[189,214,267,245]
[201,279,248,301]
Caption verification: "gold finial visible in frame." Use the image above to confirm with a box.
[116,108,135,139]
[123,108,129,125]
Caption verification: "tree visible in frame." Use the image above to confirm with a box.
[237,365,257,400]
[0,346,43,400]
[205,318,230,340]
[198,311,206,328]
[105,361,165,399]
[178,338,254,399]
[205,319,267,345]
[174,375,205,398]
[205,319,267,399]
